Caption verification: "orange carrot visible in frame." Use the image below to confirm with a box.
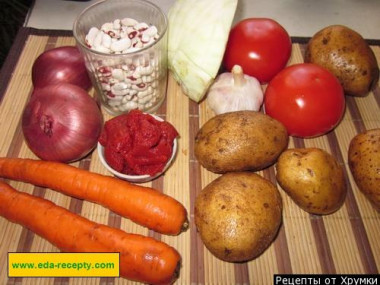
[0,157,188,235]
[0,181,181,284]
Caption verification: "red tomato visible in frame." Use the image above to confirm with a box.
[223,18,292,83]
[264,63,345,138]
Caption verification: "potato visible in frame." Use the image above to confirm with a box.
[194,172,282,262]
[276,148,347,215]
[305,25,379,97]
[194,111,288,173]
[348,129,380,211]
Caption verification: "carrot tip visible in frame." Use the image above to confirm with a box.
[181,219,190,232]
[171,260,182,284]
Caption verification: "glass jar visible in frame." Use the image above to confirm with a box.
[73,0,168,115]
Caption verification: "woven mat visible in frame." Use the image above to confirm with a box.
[0,27,380,285]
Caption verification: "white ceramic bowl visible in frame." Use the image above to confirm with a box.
[97,115,177,183]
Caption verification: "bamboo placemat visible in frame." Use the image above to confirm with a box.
[0,28,379,285]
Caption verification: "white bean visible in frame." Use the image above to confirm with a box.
[110,38,131,52]
[142,75,153,83]
[145,38,156,46]
[134,22,149,31]
[139,95,152,104]
[119,30,128,39]
[108,100,122,107]
[126,76,142,85]
[121,18,138,27]
[137,90,148,98]
[101,83,111,91]
[93,31,103,48]
[111,82,129,96]
[101,22,114,33]
[125,101,138,110]
[143,26,158,37]
[146,86,153,94]
[113,19,121,30]
[140,33,151,43]
[118,104,129,112]
[145,101,153,108]
[111,68,124,81]
[129,89,138,96]
[101,33,112,48]
[112,90,129,96]
[121,64,132,71]
[108,78,119,85]
[140,65,154,75]
[132,69,141,79]
[131,38,143,49]
[132,83,147,91]
[94,45,110,53]
[112,82,129,90]
[122,95,131,103]
[86,27,99,46]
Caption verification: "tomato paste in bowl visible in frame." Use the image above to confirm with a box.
[98,109,178,182]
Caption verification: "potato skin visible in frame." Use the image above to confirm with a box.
[305,25,379,97]
[276,148,347,215]
[194,172,282,262]
[348,129,380,211]
[194,111,288,173]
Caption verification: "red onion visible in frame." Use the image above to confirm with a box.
[32,46,92,90]
[22,83,103,163]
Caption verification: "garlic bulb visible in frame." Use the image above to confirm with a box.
[207,65,264,115]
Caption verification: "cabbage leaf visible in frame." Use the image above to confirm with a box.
[168,0,238,102]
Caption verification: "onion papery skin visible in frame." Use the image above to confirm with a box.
[32,46,92,91]
[22,83,103,163]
